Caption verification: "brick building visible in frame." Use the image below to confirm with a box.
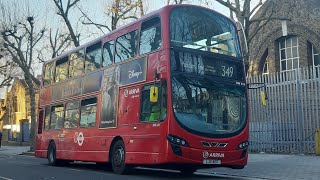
[248,0,320,75]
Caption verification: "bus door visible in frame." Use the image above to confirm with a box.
[119,82,167,155]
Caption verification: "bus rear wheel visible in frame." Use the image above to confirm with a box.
[47,142,57,166]
[111,140,129,174]
[47,142,69,166]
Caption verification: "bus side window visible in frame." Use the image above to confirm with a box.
[44,106,51,130]
[115,30,138,63]
[69,50,84,78]
[50,104,64,130]
[140,82,167,122]
[102,40,114,67]
[64,100,80,129]
[85,42,101,73]
[55,56,69,83]
[80,97,97,128]
[140,17,162,55]
[43,62,54,86]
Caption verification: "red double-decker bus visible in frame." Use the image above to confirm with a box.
[35,4,249,175]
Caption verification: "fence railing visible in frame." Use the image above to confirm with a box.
[248,66,320,154]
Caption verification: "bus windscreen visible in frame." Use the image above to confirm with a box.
[170,6,241,58]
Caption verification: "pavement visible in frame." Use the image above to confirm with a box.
[0,146,319,180]
[200,153,320,180]
[0,146,31,156]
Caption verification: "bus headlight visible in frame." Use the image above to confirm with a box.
[237,141,249,149]
[167,134,189,147]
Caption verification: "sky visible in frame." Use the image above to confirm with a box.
[0,0,264,45]
[0,0,263,97]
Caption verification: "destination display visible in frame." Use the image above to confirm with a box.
[170,51,244,81]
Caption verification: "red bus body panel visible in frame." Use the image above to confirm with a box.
[35,4,249,169]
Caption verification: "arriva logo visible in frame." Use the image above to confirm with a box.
[124,88,140,97]
[203,151,224,158]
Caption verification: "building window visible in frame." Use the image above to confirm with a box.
[261,49,269,75]
[279,37,299,72]
[313,45,319,66]
[263,60,269,75]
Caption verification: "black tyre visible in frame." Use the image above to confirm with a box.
[179,166,197,176]
[110,140,129,174]
[47,142,69,166]
[231,165,245,169]
[47,142,57,166]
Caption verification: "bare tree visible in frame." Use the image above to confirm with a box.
[0,61,14,88]
[37,28,72,62]
[0,1,45,151]
[53,0,81,47]
[80,0,148,34]
[213,0,289,71]
[167,0,188,4]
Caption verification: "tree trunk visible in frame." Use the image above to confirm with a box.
[63,16,80,47]
[25,74,36,152]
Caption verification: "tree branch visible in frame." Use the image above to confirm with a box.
[215,0,239,14]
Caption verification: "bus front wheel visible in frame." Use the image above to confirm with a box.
[111,140,130,174]
[179,166,197,176]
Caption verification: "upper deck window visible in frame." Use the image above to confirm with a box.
[170,6,241,58]
[85,42,102,73]
[103,40,114,67]
[115,30,138,63]
[43,62,54,86]
[69,50,85,78]
[55,57,68,83]
[140,17,162,55]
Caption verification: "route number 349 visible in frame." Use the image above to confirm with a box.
[221,66,233,77]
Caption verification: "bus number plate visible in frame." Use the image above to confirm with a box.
[203,159,221,165]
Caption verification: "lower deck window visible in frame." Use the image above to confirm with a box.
[80,97,97,127]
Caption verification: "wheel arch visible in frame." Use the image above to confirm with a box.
[109,136,124,162]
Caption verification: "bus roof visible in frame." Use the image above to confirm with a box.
[43,4,232,65]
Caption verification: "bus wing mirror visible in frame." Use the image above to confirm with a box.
[150,86,159,103]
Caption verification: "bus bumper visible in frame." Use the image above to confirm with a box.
[167,145,248,168]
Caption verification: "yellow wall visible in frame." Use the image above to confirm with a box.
[1,79,39,133]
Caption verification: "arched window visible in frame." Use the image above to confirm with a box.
[312,45,319,67]
[279,36,299,72]
[261,49,269,75]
